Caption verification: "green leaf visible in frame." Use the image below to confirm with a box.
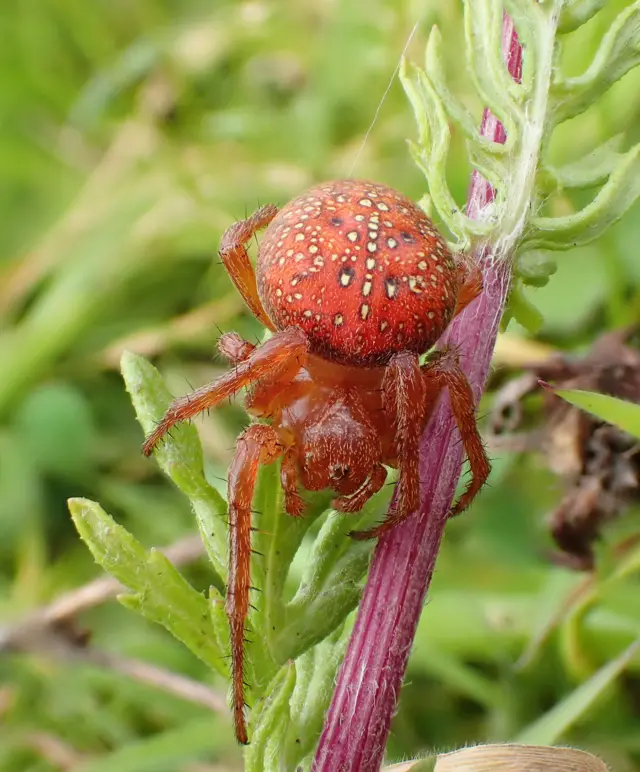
[258,473,328,638]
[289,509,373,611]
[121,350,227,585]
[516,251,557,288]
[552,2,640,124]
[464,0,525,136]
[538,135,626,192]
[246,661,297,772]
[542,385,640,439]
[279,492,385,662]
[506,285,544,333]
[425,26,509,158]
[524,144,640,251]
[401,63,458,239]
[68,497,228,678]
[514,640,640,744]
[276,581,362,663]
[285,626,351,770]
[558,0,607,34]
[400,60,493,243]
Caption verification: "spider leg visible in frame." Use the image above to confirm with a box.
[226,423,283,744]
[453,258,483,316]
[142,328,307,455]
[217,332,256,364]
[334,463,387,513]
[281,448,305,516]
[425,347,491,516]
[351,352,425,540]
[219,205,278,330]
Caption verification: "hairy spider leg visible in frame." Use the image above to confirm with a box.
[333,463,387,513]
[444,257,487,513]
[217,331,257,363]
[142,328,308,455]
[218,332,309,516]
[351,352,426,540]
[280,449,305,516]
[219,205,278,330]
[424,347,491,516]
[226,423,283,744]
[351,346,490,539]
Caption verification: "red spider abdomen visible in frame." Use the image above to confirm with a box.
[256,179,458,366]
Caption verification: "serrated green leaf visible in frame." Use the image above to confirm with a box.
[503,0,548,90]
[545,386,640,439]
[121,350,227,583]
[209,586,233,673]
[68,497,228,677]
[401,59,433,156]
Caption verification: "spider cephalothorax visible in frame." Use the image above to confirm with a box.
[142,179,491,744]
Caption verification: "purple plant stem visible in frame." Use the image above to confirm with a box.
[313,15,523,772]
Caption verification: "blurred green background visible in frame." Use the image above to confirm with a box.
[1,1,640,770]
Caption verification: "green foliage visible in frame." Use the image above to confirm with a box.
[121,351,228,583]
[1,1,640,770]
[96,349,385,767]
[245,662,297,772]
[515,640,640,744]
[543,385,640,439]
[402,0,640,332]
[68,497,229,678]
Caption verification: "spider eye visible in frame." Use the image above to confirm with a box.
[331,464,350,480]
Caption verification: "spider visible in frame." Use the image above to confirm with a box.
[142,179,491,744]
